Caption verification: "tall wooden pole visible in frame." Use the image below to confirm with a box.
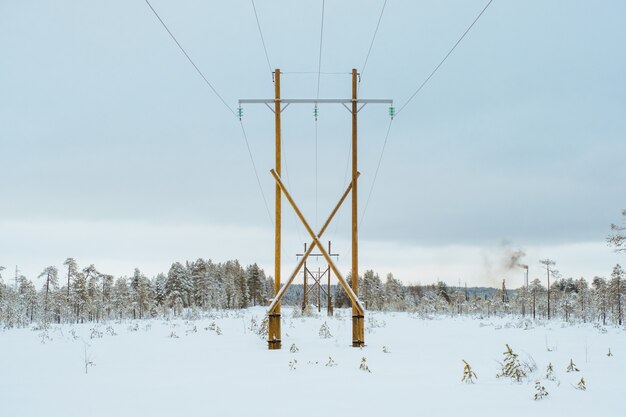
[269,68,282,349]
[327,241,332,316]
[351,68,364,347]
[317,267,322,312]
[303,243,308,312]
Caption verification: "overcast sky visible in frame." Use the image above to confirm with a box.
[1,0,624,287]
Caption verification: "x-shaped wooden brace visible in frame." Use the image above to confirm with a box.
[304,267,329,298]
[268,169,365,316]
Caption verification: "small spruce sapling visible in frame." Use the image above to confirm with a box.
[545,362,557,382]
[382,346,390,353]
[319,322,332,339]
[462,360,477,384]
[249,317,258,332]
[257,317,269,338]
[576,377,586,391]
[325,357,337,367]
[289,343,299,353]
[566,359,579,372]
[359,357,371,373]
[534,381,549,400]
[288,359,297,370]
[497,344,527,382]
[607,348,613,357]
[39,331,52,344]
[90,327,103,339]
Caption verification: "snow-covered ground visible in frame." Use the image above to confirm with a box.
[1,307,623,417]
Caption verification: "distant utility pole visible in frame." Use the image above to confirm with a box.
[14,265,19,290]
[240,69,392,349]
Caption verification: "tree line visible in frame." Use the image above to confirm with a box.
[0,258,272,328]
[0,258,623,328]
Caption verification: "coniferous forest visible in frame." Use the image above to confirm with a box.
[0,258,623,328]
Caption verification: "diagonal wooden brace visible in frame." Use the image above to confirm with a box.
[268,172,359,315]
[270,169,365,315]
[304,267,330,298]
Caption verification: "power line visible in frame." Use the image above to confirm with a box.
[314,0,326,230]
[396,0,495,116]
[143,0,273,227]
[360,0,388,80]
[239,120,274,226]
[315,0,326,100]
[360,118,393,227]
[249,1,303,242]
[251,0,273,75]
[360,0,495,228]
[281,134,306,246]
[143,0,235,117]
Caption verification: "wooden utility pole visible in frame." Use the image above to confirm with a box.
[351,68,364,347]
[268,68,282,350]
[327,241,333,316]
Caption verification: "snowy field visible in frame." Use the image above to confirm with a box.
[1,307,624,417]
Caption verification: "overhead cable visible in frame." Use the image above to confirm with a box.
[251,0,273,75]
[144,0,273,227]
[143,0,236,117]
[396,0,495,116]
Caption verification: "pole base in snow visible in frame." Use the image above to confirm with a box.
[352,314,364,347]
[268,312,281,350]
[268,339,282,350]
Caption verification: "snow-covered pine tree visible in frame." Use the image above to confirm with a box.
[71,270,88,323]
[38,266,58,322]
[609,264,623,325]
[206,260,224,309]
[566,359,579,372]
[319,322,332,339]
[18,276,37,325]
[546,362,556,381]
[534,381,548,400]
[592,277,608,325]
[576,277,589,322]
[166,262,190,315]
[154,273,167,314]
[190,259,208,309]
[497,344,527,382]
[246,263,264,306]
[234,267,249,309]
[101,274,114,320]
[361,270,383,310]
[112,277,129,319]
[462,360,477,384]
[529,278,545,319]
[359,357,371,373]
[384,273,405,311]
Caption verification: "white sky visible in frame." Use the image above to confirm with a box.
[1,1,625,286]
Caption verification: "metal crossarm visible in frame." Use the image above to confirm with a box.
[239,98,393,105]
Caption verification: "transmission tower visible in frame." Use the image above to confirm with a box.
[239,68,392,349]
